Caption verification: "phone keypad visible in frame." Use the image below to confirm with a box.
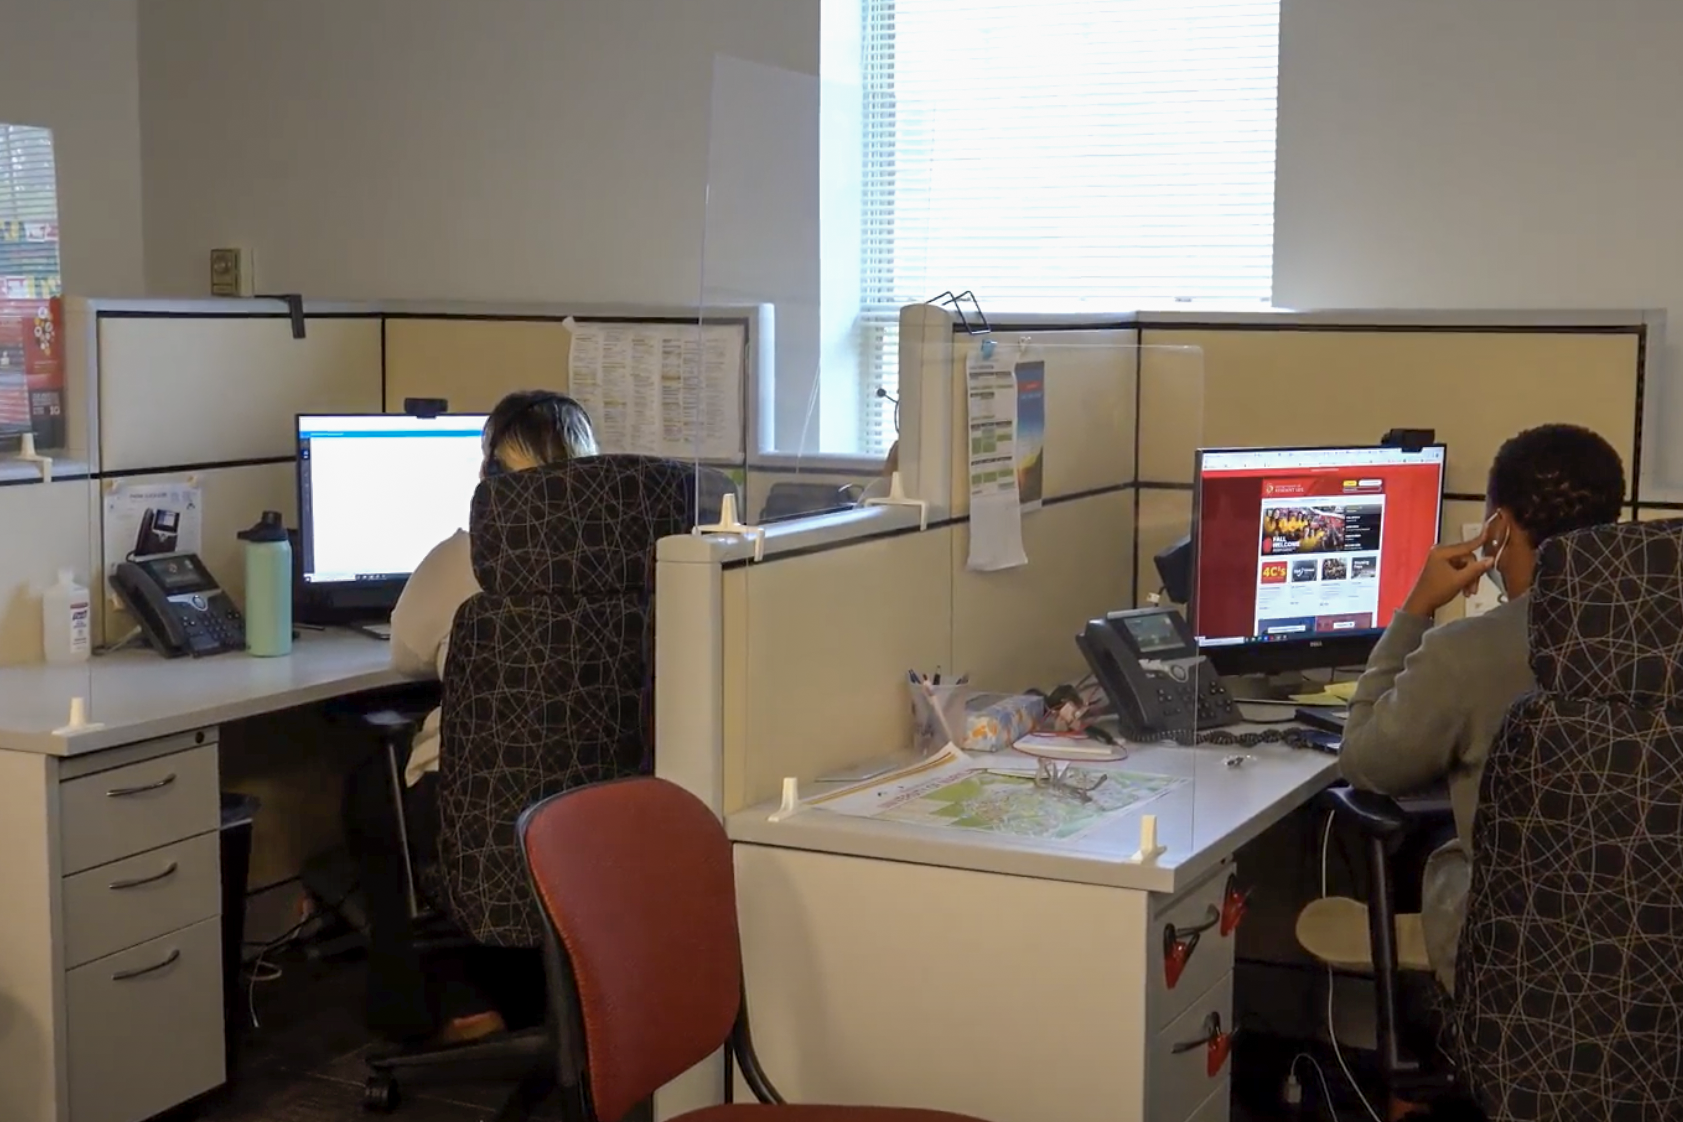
[177,598,246,656]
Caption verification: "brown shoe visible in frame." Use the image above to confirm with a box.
[436,1010,506,1045]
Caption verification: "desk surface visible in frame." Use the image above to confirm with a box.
[727,738,1339,895]
[0,631,410,756]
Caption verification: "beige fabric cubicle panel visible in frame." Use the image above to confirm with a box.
[731,529,954,814]
[946,330,1138,516]
[382,318,573,413]
[1137,329,1641,494]
[951,492,1133,691]
[0,481,100,665]
[97,316,382,472]
[98,463,296,643]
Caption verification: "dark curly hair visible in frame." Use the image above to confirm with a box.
[1487,424,1625,544]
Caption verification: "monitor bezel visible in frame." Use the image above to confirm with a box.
[293,412,489,621]
[1189,441,1449,676]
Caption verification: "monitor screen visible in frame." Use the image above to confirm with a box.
[1191,444,1446,663]
[296,414,487,585]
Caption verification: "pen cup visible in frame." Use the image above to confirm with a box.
[909,682,973,756]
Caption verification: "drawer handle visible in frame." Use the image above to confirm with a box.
[109,861,179,891]
[106,773,177,798]
[1163,905,1219,989]
[1221,872,1251,937]
[111,948,181,982]
[1170,1011,1234,1078]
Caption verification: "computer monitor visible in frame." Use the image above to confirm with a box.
[1190,443,1447,676]
[295,413,488,619]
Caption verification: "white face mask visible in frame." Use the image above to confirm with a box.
[1485,517,1511,601]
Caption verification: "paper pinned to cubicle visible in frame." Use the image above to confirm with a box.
[102,478,203,580]
[566,322,744,461]
[965,351,1028,571]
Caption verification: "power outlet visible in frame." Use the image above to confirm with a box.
[1461,521,1502,617]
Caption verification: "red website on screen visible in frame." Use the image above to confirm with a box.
[1193,446,1446,646]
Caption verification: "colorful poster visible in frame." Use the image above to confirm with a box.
[0,297,64,448]
[1014,360,1045,510]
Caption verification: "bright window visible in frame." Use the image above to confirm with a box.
[0,124,61,299]
[857,0,1281,451]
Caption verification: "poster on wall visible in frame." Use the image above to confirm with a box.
[1015,360,1046,510]
[0,297,64,449]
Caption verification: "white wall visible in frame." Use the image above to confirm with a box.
[138,0,819,307]
[1274,0,1683,495]
[0,0,144,296]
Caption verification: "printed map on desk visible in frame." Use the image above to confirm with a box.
[809,746,1185,841]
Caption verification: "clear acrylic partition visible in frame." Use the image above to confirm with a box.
[0,122,98,741]
[697,55,933,526]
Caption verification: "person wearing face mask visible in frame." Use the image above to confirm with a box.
[1307,424,1626,995]
[342,390,597,1045]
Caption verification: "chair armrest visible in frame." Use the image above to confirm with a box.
[1316,784,1411,840]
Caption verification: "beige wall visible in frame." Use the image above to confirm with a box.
[0,0,144,295]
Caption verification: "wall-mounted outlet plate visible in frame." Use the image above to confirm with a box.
[209,247,255,297]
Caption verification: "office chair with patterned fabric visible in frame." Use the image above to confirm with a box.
[517,776,994,1122]
[364,454,707,1116]
[1452,519,1683,1122]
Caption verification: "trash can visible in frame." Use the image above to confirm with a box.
[219,791,260,1077]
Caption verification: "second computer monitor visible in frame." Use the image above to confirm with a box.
[1191,443,1447,675]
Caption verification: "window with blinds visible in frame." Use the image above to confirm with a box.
[0,124,61,300]
[857,0,1281,453]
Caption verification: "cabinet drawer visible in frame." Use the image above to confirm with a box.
[63,831,220,968]
[1150,867,1240,1030]
[60,745,219,874]
[66,918,225,1122]
[1151,972,1234,1122]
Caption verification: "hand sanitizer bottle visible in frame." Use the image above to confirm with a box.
[43,569,91,664]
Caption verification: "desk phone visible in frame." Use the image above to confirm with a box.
[1077,606,1240,740]
[111,553,246,658]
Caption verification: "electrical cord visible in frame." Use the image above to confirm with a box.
[243,887,354,1030]
[1290,1052,1339,1121]
[1322,811,1385,1122]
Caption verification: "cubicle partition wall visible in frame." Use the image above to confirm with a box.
[657,303,1655,826]
[0,297,774,665]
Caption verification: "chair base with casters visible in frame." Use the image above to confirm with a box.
[348,708,555,1118]
[1312,785,1463,1117]
[363,1026,555,1117]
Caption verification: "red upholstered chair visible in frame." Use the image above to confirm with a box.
[516,777,992,1122]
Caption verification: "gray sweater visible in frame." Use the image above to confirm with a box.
[1338,594,1533,991]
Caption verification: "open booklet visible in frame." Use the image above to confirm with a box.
[804,745,1185,842]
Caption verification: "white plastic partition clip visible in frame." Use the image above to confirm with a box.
[53,696,105,737]
[862,471,928,531]
[693,492,765,562]
[767,777,802,823]
[1129,813,1166,864]
[13,432,53,482]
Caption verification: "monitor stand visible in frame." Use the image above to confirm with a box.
[1222,672,1315,703]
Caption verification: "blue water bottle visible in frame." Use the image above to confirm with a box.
[238,511,292,656]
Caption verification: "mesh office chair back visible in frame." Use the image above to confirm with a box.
[1453,518,1683,1122]
[435,455,701,947]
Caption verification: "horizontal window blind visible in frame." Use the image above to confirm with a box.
[0,124,62,300]
[857,0,1280,451]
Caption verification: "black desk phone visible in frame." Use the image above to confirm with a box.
[111,553,246,658]
[1076,606,1241,740]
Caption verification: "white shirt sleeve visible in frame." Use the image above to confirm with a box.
[389,530,479,680]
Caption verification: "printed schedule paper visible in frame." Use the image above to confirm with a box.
[965,351,1028,571]
[566,322,745,461]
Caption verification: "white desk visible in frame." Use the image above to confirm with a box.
[725,740,1339,1122]
[0,633,414,1122]
[0,631,407,755]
